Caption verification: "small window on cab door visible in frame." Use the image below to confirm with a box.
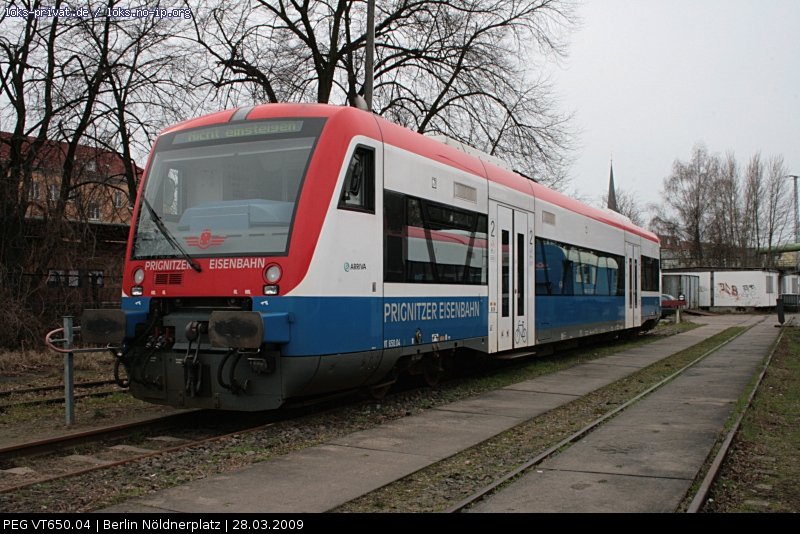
[338,145,375,213]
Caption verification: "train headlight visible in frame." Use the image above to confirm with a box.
[264,264,282,284]
[133,268,145,284]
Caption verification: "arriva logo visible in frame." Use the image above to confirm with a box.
[344,261,366,272]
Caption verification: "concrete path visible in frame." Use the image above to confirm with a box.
[101,315,766,513]
[470,316,777,512]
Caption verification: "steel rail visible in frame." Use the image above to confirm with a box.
[0,380,118,398]
[0,418,274,495]
[0,410,200,460]
[0,388,127,411]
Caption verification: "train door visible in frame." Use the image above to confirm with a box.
[496,205,532,352]
[625,242,641,328]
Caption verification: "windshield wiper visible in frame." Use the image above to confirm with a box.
[141,197,202,273]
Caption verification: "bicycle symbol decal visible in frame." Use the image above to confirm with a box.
[514,320,527,343]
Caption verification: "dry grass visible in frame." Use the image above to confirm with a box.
[1,349,60,376]
[0,349,115,395]
[0,349,112,375]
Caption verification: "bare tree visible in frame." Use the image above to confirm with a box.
[651,144,717,266]
[761,154,791,266]
[187,0,575,187]
[0,1,194,346]
[600,188,645,227]
[0,0,73,293]
[741,152,764,262]
[654,144,794,269]
[705,151,742,266]
[92,15,193,202]
[0,0,70,345]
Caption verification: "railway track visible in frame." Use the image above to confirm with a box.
[0,409,278,494]
[0,365,466,496]
[0,352,601,499]
[685,323,785,513]
[435,320,780,513]
[0,367,505,497]
[287,317,772,513]
[1,321,716,512]
[0,380,127,413]
[0,380,117,399]
[0,380,116,399]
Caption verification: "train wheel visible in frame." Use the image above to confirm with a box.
[368,382,393,400]
[422,354,444,386]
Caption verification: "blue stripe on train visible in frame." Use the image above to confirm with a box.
[122,293,653,357]
[642,295,660,319]
[253,296,487,356]
[254,296,383,355]
[381,296,487,351]
[535,295,626,330]
[535,295,661,331]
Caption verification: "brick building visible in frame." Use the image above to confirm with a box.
[1,132,142,309]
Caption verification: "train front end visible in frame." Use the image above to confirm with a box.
[82,109,346,410]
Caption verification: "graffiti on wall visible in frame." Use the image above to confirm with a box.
[717,283,757,305]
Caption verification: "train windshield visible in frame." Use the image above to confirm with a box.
[132,118,324,259]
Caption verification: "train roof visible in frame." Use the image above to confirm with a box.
[160,103,659,245]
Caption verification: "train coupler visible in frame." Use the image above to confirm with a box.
[182,321,207,397]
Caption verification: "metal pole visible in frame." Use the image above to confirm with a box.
[791,175,799,270]
[792,174,800,243]
[364,0,375,111]
[63,316,75,426]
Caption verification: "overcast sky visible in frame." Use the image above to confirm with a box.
[554,0,800,211]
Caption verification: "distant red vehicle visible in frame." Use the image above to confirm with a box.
[661,294,686,318]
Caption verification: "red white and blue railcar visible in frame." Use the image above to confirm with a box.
[82,104,660,411]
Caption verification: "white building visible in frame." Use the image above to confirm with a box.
[665,269,792,309]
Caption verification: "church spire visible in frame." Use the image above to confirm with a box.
[607,158,619,213]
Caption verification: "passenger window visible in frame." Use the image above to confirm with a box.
[383,190,488,285]
[338,146,375,212]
